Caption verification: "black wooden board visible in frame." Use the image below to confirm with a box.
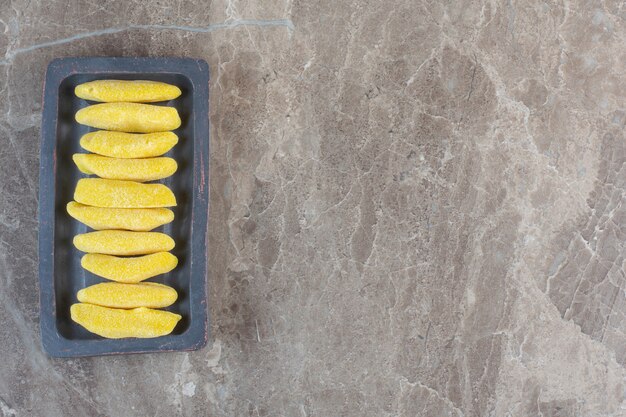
[39,57,210,357]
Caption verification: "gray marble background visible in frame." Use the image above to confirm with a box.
[1,0,625,416]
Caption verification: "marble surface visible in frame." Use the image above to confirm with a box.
[1,0,625,415]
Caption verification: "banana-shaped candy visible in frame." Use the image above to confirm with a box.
[73,154,177,182]
[74,178,176,208]
[80,131,178,158]
[73,230,174,256]
[66,202,173,231]
[71,303,181,338]
[81,252,178,283]
[77,282,178,309]
[75,103,181,133]
[75,80,181,103]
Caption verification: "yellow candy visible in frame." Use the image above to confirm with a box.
[73,230,174,255]
[73,154,177,182]
[70,303,181,338]
[74,178,176,208]
[82,252,178,283]
[66,202,173,231]
[75,80,181,103]
[80,131,178,158]
[77,282,178,309]
[75,103,181,133]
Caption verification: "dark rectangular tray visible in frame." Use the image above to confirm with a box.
[39,57,210,357]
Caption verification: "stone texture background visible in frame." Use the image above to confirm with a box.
[1,0,625,416]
